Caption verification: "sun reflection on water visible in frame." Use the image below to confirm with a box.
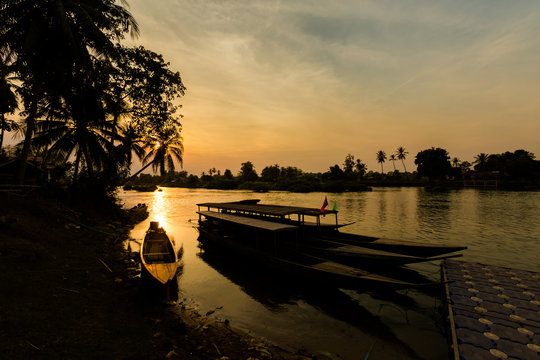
[150,189,168,230]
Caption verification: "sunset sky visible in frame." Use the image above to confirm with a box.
[126,0,540,175]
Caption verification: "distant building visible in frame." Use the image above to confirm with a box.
[0,159,50,185]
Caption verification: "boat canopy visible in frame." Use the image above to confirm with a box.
[197,201,338,223]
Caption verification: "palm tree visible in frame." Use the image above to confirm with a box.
[376,150,386,174]
[452,157,460,168]
[115,122,146,171]
[395,146,408,173]
[355,159,367,177]
[32,112,116,183]
[474,153,489,171]
[1,0,139,183]
[130,125,184,178]
[0,53,17,154]
[389,154,397,172]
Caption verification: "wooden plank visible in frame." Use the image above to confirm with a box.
[198,211,298,232]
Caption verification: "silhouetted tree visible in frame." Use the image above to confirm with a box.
[355,159,367,177]
[484,150,538,179]
[131,125,183,177]
[261,164,280,182]
[343,154,355,175]
[460,161,472,172]
[474,153,489,171]
[280,166,302,179]
[0,53,17,153]
[328,164,344,180]
[389,154,397,172]
[414,147,452,181]
[224,169,233,179]
[396,146,408,173]
[239,161,258,181]
[376,150,386,174]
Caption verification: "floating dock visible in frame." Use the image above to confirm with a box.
[443,260,540,359]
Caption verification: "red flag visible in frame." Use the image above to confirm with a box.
[321,196,328,216]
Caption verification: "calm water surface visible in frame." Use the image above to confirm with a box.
[120,187,540,360]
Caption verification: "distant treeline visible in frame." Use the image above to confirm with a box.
[124,148,540,192]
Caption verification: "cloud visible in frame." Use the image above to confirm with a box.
[125,0,540,174]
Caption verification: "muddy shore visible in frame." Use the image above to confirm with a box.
[0,192,313,360]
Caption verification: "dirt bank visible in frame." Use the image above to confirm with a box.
[0,192,312,360]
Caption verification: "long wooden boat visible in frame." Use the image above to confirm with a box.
[197,220,434,289]
[313,232,466,258]
[197,201,467,258]
[140,221,178,285]
[295,235,462,267]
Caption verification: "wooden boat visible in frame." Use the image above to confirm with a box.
[294,235,462,267]
[197,219,435,289]
[140,221,178,284]
[196,201,467,258]
[314,232,466,258]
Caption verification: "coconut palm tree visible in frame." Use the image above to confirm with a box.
[474,153,489,171]
[115,122,146,171]
[31,111,116,183]
[389,154,397,172]
[130,125,184,178]
[376,150,386,174]
[395,146,408,173]
[0,54,17,153]
[1,0,139,183]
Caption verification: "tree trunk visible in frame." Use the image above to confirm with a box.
[0,114,5,153]
[72,148,81,186]
[401,159,407,173]
[82,144,94,178]
[126,160,155,181]
[17,90,40,184]
[160,158,165,176]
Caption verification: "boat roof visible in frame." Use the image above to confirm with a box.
[197,202,337,217]
[198,211,298,232]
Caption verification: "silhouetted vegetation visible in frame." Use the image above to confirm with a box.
[0,0,185,204]
[1,4,538,197]
[415,147,453,181]
[125,148,540,192]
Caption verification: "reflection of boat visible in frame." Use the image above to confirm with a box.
[197,224,433,289]
[140,221,178,285]
[196,201,467,260]
[196,245,423,333]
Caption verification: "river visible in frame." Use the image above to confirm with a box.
[119,187,540,360]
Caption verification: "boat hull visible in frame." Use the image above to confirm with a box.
[140,224,178,285]
[317,231,467,258]
[197,225,431,289]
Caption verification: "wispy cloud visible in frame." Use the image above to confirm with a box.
[127,0,540,173]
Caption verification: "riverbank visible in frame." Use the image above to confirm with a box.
[0,192,312,359]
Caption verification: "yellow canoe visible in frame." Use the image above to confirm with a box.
[140,221,178,285]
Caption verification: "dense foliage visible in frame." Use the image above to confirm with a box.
[0,0,185,199]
